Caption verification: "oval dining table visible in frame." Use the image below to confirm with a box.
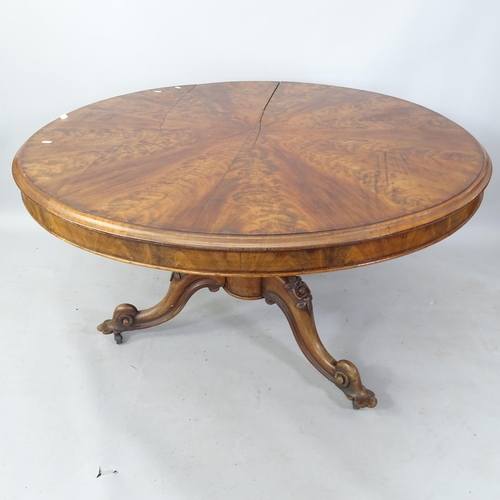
[12,81,492,409]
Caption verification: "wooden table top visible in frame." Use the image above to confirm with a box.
[13,81,492,276]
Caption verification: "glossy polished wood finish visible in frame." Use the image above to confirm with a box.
[97,272,225,335]
[13,82,492,408]
[13,82,491,276]
[97,272,377,408]
[262,275,376,408]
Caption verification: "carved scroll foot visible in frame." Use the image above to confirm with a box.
[262,276,377,409]
[97,272,225,342]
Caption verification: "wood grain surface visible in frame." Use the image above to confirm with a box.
[13,82,491,275]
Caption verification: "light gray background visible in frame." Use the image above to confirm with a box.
[1,1,499,499]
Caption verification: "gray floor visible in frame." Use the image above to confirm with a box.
[2,0,500,496]
[1,0,499,496]
[1,181,499,499]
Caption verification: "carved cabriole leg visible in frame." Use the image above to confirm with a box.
[97,272,376,409]
[97,272,225,342]
[262,276,377,409]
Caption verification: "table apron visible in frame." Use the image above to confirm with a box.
[21,192,482,276]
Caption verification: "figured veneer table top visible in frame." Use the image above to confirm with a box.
[12,82,493,409]
[13,81,492,276]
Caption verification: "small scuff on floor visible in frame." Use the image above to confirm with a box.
[96,467,118,478]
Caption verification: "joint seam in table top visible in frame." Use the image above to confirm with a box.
[198,82,282,214]
[252,82,280,148]
[12,82,492,250]
[153,85,197,151]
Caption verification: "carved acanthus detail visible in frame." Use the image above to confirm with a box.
[263,275,377,409]
[283,276,312,311]
[97,272,377,409]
